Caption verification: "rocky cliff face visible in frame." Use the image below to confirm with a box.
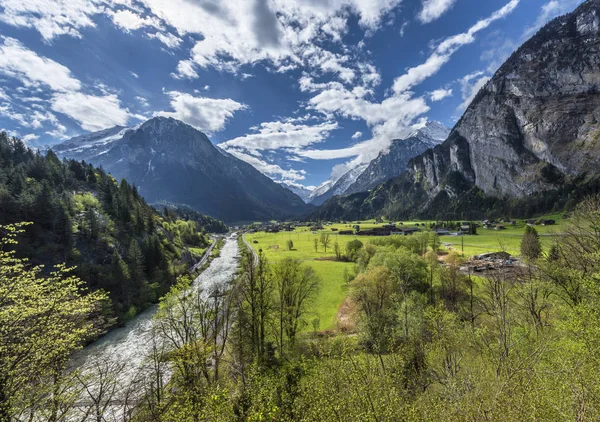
[308,0,600,221]
[411,0,600,199]
[55,117,309,222]
[347,121,449,194]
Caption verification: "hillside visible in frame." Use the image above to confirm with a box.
[53,117,310,223]
[0,131,221,321]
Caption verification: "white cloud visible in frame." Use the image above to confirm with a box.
[399,20,409,37]
[280,180,316,191]
[0,36,136,134]
[418,0,457,24]
[0,37,81,92]
[135,96,149,107]
[0,104,28,127]
[148,32,182,49]
[392,0,519,94]
[225,148,307,183]
[46,127,70,141]
[220,119,338,154]
[108,9,162,32]
[0,87,9,101]
[158,91,247,133]
[22,133,39,143]
[172,60,198,79]
[0,0,101,40]
[351,131,362,139]
[430,88,453,101]
[51,92,131,131]
[137,0,401,76]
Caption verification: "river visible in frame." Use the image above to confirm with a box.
[68,233,240,419]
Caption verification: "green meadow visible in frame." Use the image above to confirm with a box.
[246,215,566,331]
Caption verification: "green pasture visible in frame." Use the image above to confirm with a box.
[245,214,567,330]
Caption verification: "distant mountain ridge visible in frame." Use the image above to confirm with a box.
[345,121,449,194]
[54,117,310,222]
[281,183,313,203]
[308,121,448,205]
[309,164,368,206]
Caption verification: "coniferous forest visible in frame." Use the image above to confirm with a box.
[0,132,217,322]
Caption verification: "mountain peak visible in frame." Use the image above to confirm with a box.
[55,117,309,222]
[408,120,450,142]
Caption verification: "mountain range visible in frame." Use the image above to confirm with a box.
[345,121,449,195]
[53,117,310,223]
[308,121,448,205]
[309,0,600,221]
[308,163,369,206]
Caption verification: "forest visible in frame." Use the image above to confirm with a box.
[129,195,600,421]
[0,132,220,322]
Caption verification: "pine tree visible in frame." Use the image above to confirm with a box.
[521,225,542,261]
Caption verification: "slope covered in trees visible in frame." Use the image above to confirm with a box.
[0,131,222,321]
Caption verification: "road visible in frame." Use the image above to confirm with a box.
[191,236,218,272]
[242,232,259,267]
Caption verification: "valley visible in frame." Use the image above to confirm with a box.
[244,216,564,332]
[3,0,600,420]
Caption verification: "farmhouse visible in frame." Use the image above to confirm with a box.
[391,227,421,236]
[475,251,511,261]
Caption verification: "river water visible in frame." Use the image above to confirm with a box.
[68,234,240,419]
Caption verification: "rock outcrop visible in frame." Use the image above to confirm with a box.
[412,0,600,199]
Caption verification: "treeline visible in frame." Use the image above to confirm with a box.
[0,132,219,321]
[309,171,600,222]
[161,204,229,234]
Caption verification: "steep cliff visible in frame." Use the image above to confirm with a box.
[310,0,600,221]
[413,0,600,199]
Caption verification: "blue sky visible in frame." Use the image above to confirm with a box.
[0,0,584,189]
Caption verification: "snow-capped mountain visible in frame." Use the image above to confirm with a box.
[309,163,368,206]
[281,183,314,203]
[52,125,131,161]
[345,121,450,194]
[308,178,337,204]
[53,117,309,222]
[407,120,450,145]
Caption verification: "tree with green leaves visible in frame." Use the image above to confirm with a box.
[346,239,363,262]
[273,259,320,355]
[320,232,331,253]
[521,225,542,261]
[0,223,107,420]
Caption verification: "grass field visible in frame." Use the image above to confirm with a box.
[246,214,567,331]
[245,230,360,331]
